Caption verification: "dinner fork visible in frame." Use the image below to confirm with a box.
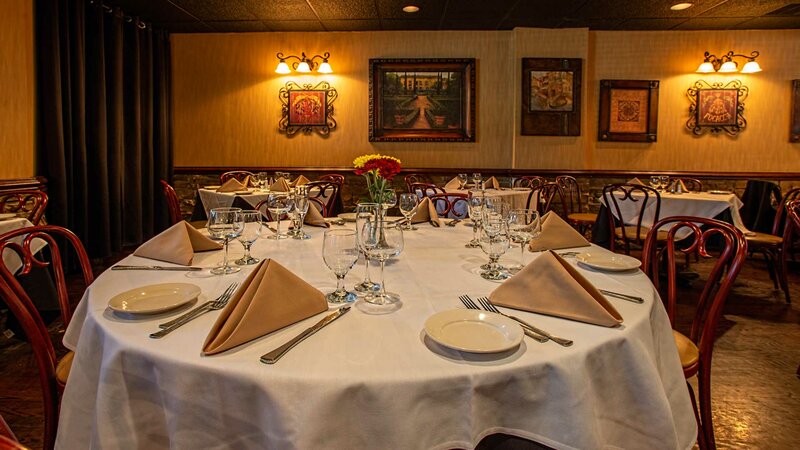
[477,297,573,347]
[150,282,239,339]
[458,295,547,343]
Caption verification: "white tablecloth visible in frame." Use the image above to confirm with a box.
[57,224,696,450]
[447,188,532,211]
[0,218,46,274]
[197,188,332,217]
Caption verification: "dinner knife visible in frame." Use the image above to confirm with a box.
[260,307,351,364]
[599,289,644,304]
[112,265,203,271]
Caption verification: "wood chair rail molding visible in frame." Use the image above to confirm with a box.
[0,177,48,193]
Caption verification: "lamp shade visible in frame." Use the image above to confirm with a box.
[275,61,291,74]
[696,61,716,73]
[317,61,333,73]
[741,60,762,73]
[718,60,738,73]
[296,61,311,73]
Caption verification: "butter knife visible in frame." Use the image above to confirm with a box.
[112,265,203,271]
[260,307,350,364]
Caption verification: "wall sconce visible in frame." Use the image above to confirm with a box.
[275,52,332,74]
[696,50,762,74]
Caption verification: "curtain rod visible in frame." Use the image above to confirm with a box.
[88,0,148,29]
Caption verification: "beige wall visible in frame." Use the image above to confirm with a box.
[172,28,800,173]
[0,0,35,178]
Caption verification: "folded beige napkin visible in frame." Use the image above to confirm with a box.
[270,177,290,192]
[529,211,591,252]
[217,177,249,193]
[444,177,461,190]
[133,221,222,265]
[304,204,330,228]
[490,250,623,327]
[482,176,501,190]
[410,197,441,227]
[203,259,328,355]
[291,175,311,187]
[626,177,645,185]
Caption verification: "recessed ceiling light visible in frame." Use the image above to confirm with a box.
[402,5,420,13]
[670,3,694,10]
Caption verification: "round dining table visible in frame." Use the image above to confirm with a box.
[57,221,696,450]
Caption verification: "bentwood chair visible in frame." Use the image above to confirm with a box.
[254,197,326,221]
[219,171,255,185]
[404,174,431,193]
[0,415,26,450]
[0,190,48,225]
[160,180,205,229]
[642,217,747,450]
[603,183,667,255]
[318,173,345,185]
[304,181,340,217]
[672,178,703,192]
[317,174,345,215]
[525,182,568,217]
[0,226,94,450]
[429,193,470,218]
[555,175,598,232]
[409,182,445,199]
[513,176,547,189]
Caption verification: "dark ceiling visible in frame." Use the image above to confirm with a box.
[111,0,800,32]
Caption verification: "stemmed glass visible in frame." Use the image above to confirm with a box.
[398,193,419,230]
[478,220,511,281]
[235,210,263,265]
[266,193,294,240]
[257,172,270,191]
[322,229,359,303]
[354,203,380,293]
[507,209,540,274]
[465,192,485,248]
[471,173,482,190]
[457,173,468,189]
[649,176,660,191]
[207,207,244,275]
[360,222,404,306]
[659,175,670,191]
[290,188,311,240]
[381,190,398,214]
[480,200,509,269]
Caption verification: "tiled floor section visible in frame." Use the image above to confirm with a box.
[1,254,798,449]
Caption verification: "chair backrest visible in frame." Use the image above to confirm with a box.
[254,197,326,221]
[513,176,547,189]
[159,180,183,225]
[740,179,781,233]
[404,174,431,192]
[317,174,344,215]
[642,217,746,367]
[429,193,470,218]
[673,177,703,192]
[773,187,800,236]
[0,190,48,225]
[602,183,661,252]
[0,415,25,450]
[0,226,94,450]
[409,182,445,199]
[555,175,583,215]
[318,173,344,185]
[219,171,255,184]
[302,181,339,217]
[525,182,568,217]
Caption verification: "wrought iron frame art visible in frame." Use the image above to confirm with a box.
[686,79,748,137]
[278,80,338,137]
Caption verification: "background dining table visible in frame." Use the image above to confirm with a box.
[57,222,696,450]
[192,187,334,220]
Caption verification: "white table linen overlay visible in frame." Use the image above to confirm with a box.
[1,218,47,274]
[198,188,332,217]
[58,224,696,450]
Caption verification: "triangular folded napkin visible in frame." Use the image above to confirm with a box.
[444,177,461,190]
[203,259,328,355]
[217,177,249,192]
[133,221,222,265]
[410,197,441,227]
[529,211,591,252]
[490,250,623,327]
[270,177,290,192]
[482,176,501,190]
[626,177,645,186]
[304,204,330,228]
[291,175,311,187]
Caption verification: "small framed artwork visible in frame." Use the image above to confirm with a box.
[686,79,748,136]
[369,58,476,142]
[598,80,659,142]
[521,58,582,136]
[279,81,338,136]
[791,80,799,143]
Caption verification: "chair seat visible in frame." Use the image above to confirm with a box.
[672,330,699,370]
[745,232,782,246]
[568,212,597,224]
[614,226,669,242]
[56,351,74,385]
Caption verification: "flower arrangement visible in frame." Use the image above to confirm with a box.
[353,154,402,203]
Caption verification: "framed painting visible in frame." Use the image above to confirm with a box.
[521,58,582,136]
[598,80,659,142]
[686,79,748,136]
[279,81,338,136]
[369,58,476,142]
[791,80,800,143]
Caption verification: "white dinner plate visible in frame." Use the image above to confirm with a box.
[108,283,201,314]
[424,309,524,353]
[575,253,641,272]
[707,190,733,195]
[0,213,17,221]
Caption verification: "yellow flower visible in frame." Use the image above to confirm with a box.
[353,154,401,168]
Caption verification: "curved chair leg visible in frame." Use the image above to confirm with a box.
[698,363,716,450]
[779,249,791,303]
[686,381,707,450]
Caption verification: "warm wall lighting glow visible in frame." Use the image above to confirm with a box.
[275,61,291,74]
[718,60,738,72]
[296,61,311,73]
[670,3,694,10]
[696,62,715,73]
[741,60,762,73]
[695,50,762,74]
[317,61,333,74]
[402,5,420,13]
[275,52,333,74]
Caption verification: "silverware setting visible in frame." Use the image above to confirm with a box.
[477,297,573,347]
[446,219,462,227]
[112,265,203,271]
[556,252,580,258]
[260,306,351,364]
[459,295,547,343]
[150,282,239,339]
[599,289,644,304]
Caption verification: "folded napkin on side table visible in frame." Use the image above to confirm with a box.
[217,177,249,192]
[482,176,501,190]
[444,177,461,190]
[291,175,310,187]
[410,197,441,227]
[626,177,645,186]
[203,259,328,355]
[529,211,591,252]
[133,221,222,265]
[490,250,623,327]
[270,177,290,192]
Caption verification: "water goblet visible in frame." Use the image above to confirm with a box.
[291,192,311,240]
[457,173,468,189]
[465,192,485,248]
[649,175,660,190]
[257,172,270,191]
[354,203,381,293]
[478,225,511,281]
[398,193,419,230]
[207,207,243,275]
[235,210,263,265]
[659,175,670,191]
[506,209,540,273]
[381,189,398,213]
[360,222,404,306]
[471,172,482,190]
[266,193,294,240]
[322,229,359,303]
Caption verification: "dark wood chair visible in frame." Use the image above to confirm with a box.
[254,197,326,221]
[642,217,747,450]
[525,182,568,217]
[219,171,255,185]
[513,176,547,189]
[555,175,597,231]
[0,226,94,450]
[318,173,345,185]
[317,174,345,215]
[304,181,340,217]
[602,183,667,255]
[429,193,470,218]
[673,177,703,192]
[0,415,26,450]
[404,174,431,193]
[0,190,48,225]
[409,182,445,199]
[160,180,205,229]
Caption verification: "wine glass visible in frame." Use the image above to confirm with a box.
[457,173,468,189]
[354,203,380,293]
[480,205,509,269]
[360,222,404,306]
[266,193,294,240]
[207,207,243,275]
[381,189,398,213]
[322,229,359,303]
[257,172,270,191]
[398,193,419,231]
[649,176,660,191]
[290,190,311,240]
[235,210,263,265]
[478,223,511,281]
[659,175,670,191]
[465,192,485,248]
[471,173,482,190]
[507,209,540,274]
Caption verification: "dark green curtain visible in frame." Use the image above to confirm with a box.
[36,0,172,258]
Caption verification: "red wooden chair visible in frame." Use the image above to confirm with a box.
[602,183,667,255]
[0,226,94,450]
[513,176,546,189]
[525,182,568,217]
[409,182,445,199]
[0,190,48,225]
[0,415,26,450]
[304,181,339,217]
[642,217,746,450]
[219,171,255,185]
[160,180,205,229]
[429,193,470,218]
[318,173,345,185]
[404,174,431,193]
[317,174,345,215]
[555,175,597,231]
